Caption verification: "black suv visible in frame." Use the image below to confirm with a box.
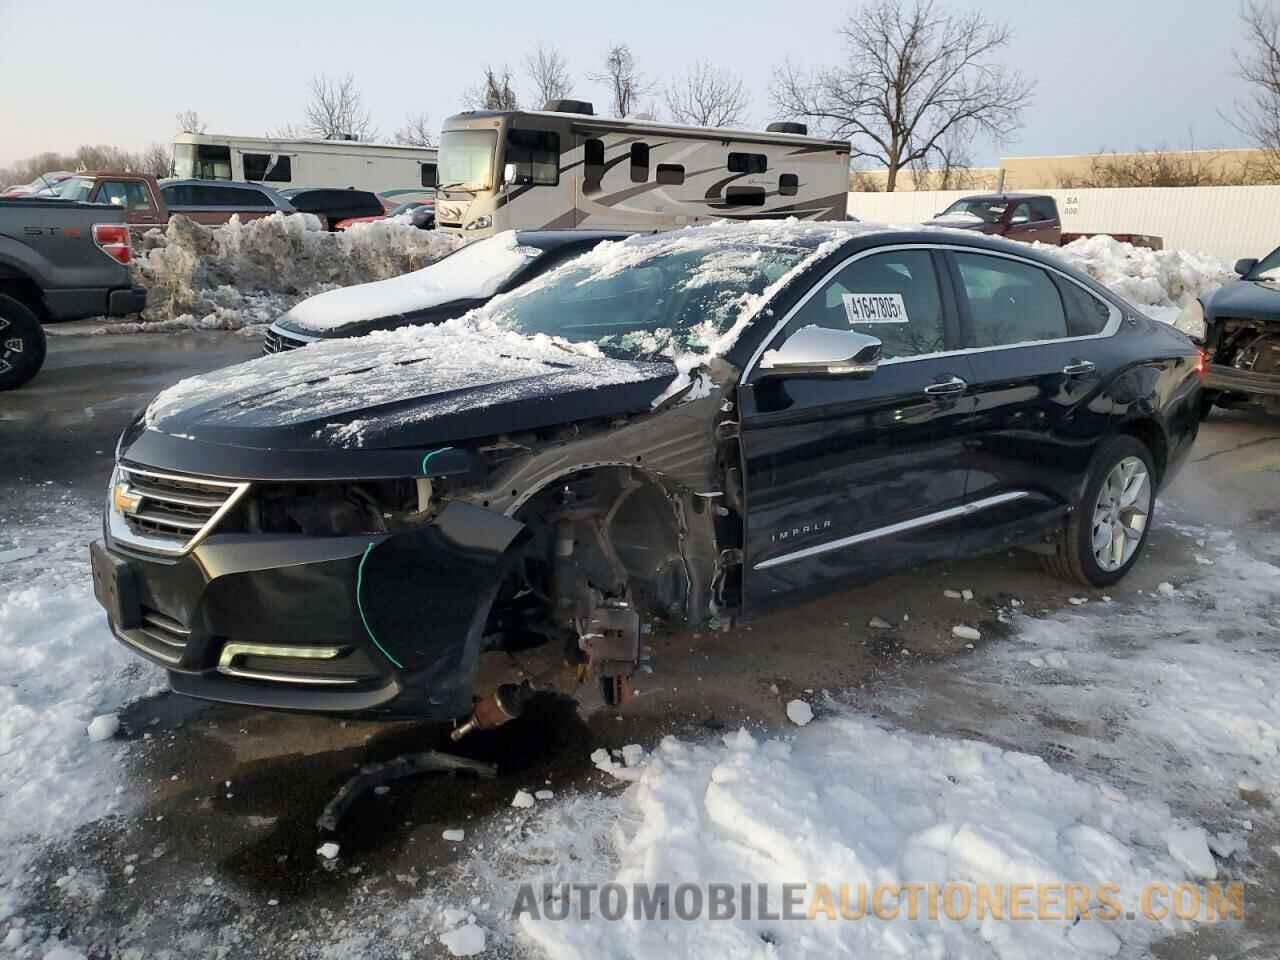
[92,223,1202,721]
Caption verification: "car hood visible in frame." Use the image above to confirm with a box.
[125,324,678,481]
[1204,277,1280,323]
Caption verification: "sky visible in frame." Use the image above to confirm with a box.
[0,0,1255,170]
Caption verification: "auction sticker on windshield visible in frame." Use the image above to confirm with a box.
[843,293,909,324]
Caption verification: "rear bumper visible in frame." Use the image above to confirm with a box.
[1203,363,1280,397]
[42,285,145,321]
[92,500,526,719]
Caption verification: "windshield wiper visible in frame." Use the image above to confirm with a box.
[437,181,484,192]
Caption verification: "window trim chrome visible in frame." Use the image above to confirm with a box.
[753,491,1030,571]
[742,242,1121,382]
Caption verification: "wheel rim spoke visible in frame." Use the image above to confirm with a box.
[1093,456,1151,571]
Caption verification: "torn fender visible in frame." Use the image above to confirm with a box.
[359,501,527,713]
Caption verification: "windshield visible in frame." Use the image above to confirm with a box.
[172,143,230,180]
[53,177,95,202]
[482,239,815,361]
[437,130,498,192]
[939,199,1009,223]
[1250,246,1280,281]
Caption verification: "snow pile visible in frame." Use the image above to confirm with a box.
[284,230,540,332]
[103,213,460,332]
[1039,236,1231,322]
[0,505,163,917]
[513,719,1191,959]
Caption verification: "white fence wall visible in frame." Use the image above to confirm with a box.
[846,186,1280,263]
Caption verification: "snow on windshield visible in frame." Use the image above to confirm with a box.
[284,230,542,332]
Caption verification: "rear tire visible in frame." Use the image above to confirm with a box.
[0,293,46,392]
[1041,435,1156,587]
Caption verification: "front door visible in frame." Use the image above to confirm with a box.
[738,247,982,609]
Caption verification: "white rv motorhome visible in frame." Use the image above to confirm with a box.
[170,133,438,202]
[434,101,849,239]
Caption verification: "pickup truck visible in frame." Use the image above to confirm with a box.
[45,173,294,229]
[925,193,1163,250]
[0,198,146,390]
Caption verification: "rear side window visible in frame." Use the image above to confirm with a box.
[243,153,292,183]
[583,138,605,194]
[98,180,152,211]
[506,129,559,186]
[1030,198,1057,221]
[1054,275,1112,336]
[728,152,767,174]
[160,184,189,205]
[779,173,799,197]
[778,250,946,360]
[656,163,684,185]
[630,143,650,183]
[954,253,1068,347]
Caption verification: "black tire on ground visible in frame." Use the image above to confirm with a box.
[0,293,47,392]
[1041,434,1157,587]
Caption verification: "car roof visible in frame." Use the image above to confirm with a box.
[511,229,635,251]
[954,193,1052,202]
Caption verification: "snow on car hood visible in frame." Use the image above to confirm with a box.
[140,319,676,455]
[280,230,542,333]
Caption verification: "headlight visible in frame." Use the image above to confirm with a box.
[464,215,492,231]
[1172,300,1206,342]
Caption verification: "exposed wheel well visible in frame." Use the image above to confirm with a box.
[0,277,46,320]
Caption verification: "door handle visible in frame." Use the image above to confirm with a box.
[1062,359,1096,376]
[923,376,968,397]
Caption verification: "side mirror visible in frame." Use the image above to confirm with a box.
[1235,257,1259,277]
[1010,214,1029,224]
[502,162,517,186]
[758,326,881,378]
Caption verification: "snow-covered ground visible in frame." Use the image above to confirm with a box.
[0,497,164,925]
[410,520,1273,958]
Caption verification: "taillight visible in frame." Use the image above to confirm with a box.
[1195,350,1206,379]
[92,223,131,265]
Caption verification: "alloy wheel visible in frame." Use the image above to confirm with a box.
[1091,456,1151,572]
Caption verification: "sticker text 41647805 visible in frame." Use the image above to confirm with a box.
[842,292,909,325]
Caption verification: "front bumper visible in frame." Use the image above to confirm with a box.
[1203,363,1280,397]
[92,499,525,719]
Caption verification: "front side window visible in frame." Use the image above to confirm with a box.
[954,253,1068,347]
[1030,198,1057,222]
[437,129,498,191]
[505,129,559,186]
[243,153,292,183]
[777,250,946,360]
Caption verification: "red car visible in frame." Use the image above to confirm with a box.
[334,198,435,231]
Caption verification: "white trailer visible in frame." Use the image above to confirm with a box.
[170,133,438,203]
[434,101,850,240]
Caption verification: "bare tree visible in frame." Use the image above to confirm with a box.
[138,143,174,177]
[1230,1,1280,180]
[463,66,520,111]
[393,112,436,147]
[771,0,1033,191]
[590,44,652,118]
[665,62,748,127]
[524,44,572,108]
[175,110,206,134]
[281,73,379,141]
[1054,147,1237,188]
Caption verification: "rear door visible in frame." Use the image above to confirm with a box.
[944,248,1123,546]
[738,246,983,609]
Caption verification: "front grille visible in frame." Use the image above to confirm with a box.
[262,328,307,355]
[111,466,250,556]
[124,607,192,664]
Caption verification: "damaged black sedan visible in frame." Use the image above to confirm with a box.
[91,223,1202,723]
